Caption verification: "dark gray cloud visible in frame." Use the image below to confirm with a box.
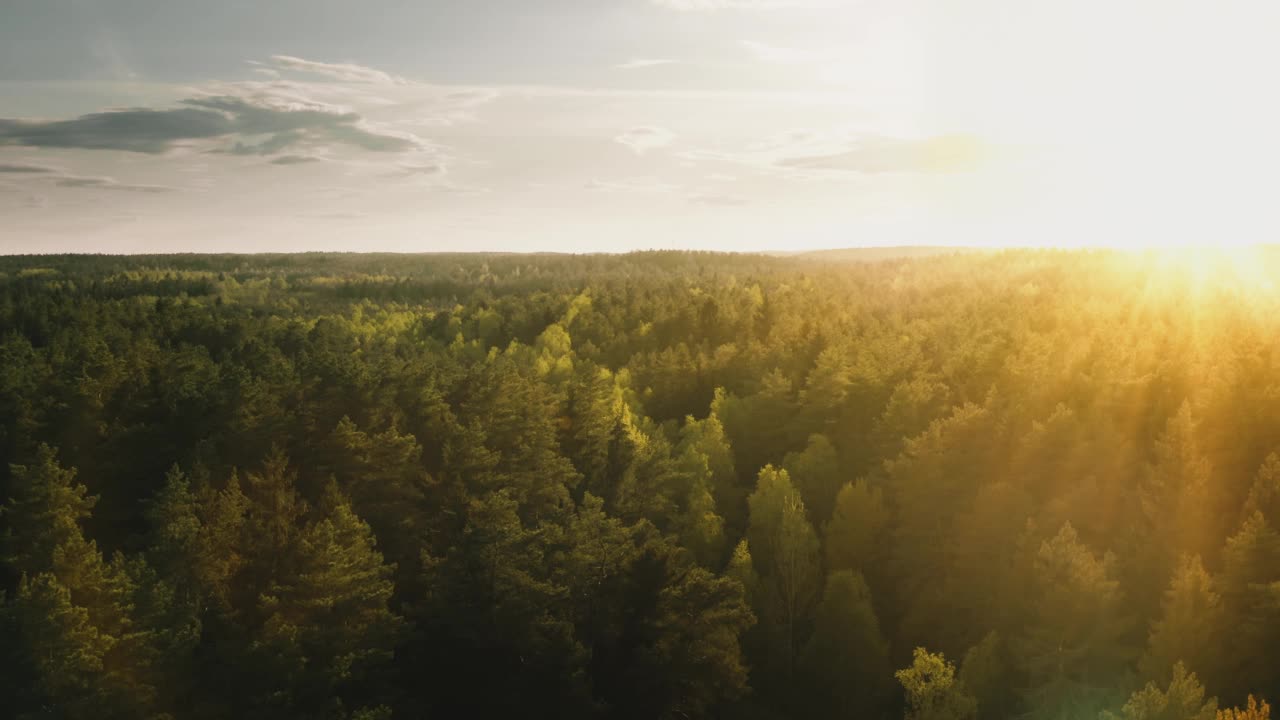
[400,162,445,175]
[270,154,322,165]
[0,162,58,174]
[0,109,234,153]
[224,130,306,156]
[55,175,176,192]
[0,93,421,156]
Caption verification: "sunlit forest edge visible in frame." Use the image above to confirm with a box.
[2,247,1280,720]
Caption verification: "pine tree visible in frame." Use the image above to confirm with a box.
[671,438,727,567]
[960,631,1011,720]
[1218,697,1271,720]
[1140,555,1223,686]
[1218,512,1280,700]
[254,483,405,714]
[1101,663,1217,720]
[145,464,203,596]
[2,444,97,577]
[678,411,740,534]
[1243,453,1280,526]
[6,573,116,718]
[323,416,433,572]
[1135,404,1215,613]
[1,446,160,719]
[193,470,250,610]
[798,570,892,718]
[1018,523,1130,720]
[825,479,889,576]
[782,433,844,527]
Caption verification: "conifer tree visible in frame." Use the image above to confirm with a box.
[1018,523,1130,720]
[799,570,891,717]
[1140,555,1223,686]
[825,478,890,576]
[1101,663,1217,720]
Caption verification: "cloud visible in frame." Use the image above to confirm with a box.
[54,175,176,193]
[268,55,403,85]
[0,162,58,174]
[270,154,322,165]
[652,0,833,10]
[776,135,985,173]
[0,110,236,154]
[586,178,680,193]
[0,91,423,156]
[400,162,446,175]
[616,126,676,155]
[0,160,177,193]
[614,59,679,70]
[689,192,749,206]
[682,130,985,176]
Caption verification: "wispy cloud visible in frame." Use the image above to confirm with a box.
[615,126,676,155]
[776,135,985,174]
[586,178,681,193]
[54,175,176,193]
[652,0,834,10]
[399,161,446,176]
[682,130,985,176]
[689,191,749,206]
[0,160,177,193]
[267,55,404,85]
[0,163,59,174]
[614,59,679,70]
[270,154,323,165]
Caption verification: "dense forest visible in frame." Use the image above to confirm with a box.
[2,249,1280,720]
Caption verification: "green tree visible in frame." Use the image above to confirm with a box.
[1218,697,1271,720]
[5,573,116,718]
[896,647,977,720]
[798,570,892,718]
[960,631,1011,720]
[671,439,727,567]
[824,478,890,576]
[1218,512,1280,700]
[1140,555,1223,685]
[1,446,160,718]
[253,484,405,715]
[1243,453,1280,526]
[746,466,820,682]
[2,444,97,577]
[1135,404,1215,613]
[782,433,844,526]
[1018,523,1130,720]
[1101,663,1216,720]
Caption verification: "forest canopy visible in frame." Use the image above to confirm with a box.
[2,248,1280,720]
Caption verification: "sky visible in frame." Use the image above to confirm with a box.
[1,0,1278,254]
